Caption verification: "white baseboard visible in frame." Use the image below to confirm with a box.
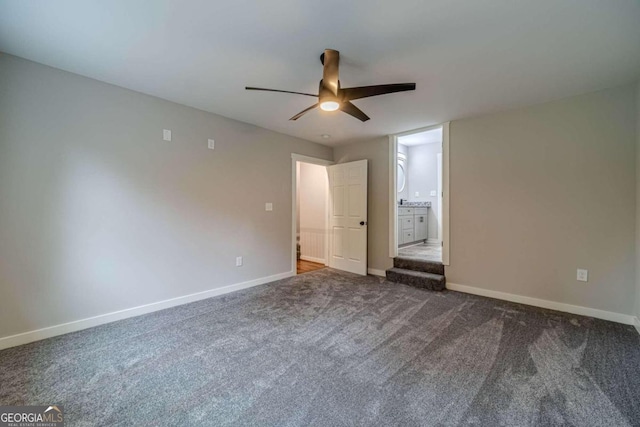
[634,317,640,335]
[300,255,326,265]
[367,268,386,277]
[446,282,635,325]
[426,239,441,246]
[0,270,295,351]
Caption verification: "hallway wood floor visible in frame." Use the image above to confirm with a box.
[297,259,325,274]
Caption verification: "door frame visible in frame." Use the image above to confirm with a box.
[388,122,450,265]
[436,152,443,246]
[291,153,334,274]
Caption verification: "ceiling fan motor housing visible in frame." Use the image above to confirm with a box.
[318,80,342,106]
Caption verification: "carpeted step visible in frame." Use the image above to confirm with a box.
[386,268,446,291]
[393,257,445,275]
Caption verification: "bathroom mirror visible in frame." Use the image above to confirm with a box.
[397,162,406,192]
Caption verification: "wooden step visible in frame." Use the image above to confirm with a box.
[393,257,445,275]
[386,268,446,291]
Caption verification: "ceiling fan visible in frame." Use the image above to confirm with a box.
[246,49,416,122]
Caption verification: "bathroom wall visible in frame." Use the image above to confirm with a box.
[397,143,409,202]
[398,143,409,202]
[407,143,442,241]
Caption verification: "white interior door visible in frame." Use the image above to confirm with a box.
[328,160,368,275]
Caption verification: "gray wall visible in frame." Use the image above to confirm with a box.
[447,84,637,315]
[0,54,332,338]
[636,81,640,319]
[307,82,640,317]
[334,137,394,273]
[1,52,637,340]
[407,143,441,240]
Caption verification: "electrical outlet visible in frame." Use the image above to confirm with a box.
[415,191,420,197]
[577,269,588,282]
[265,203,273,211]
[208,139,215,150]
[236,256,243,267]
[163,129,171,141]
[430,190,437,197]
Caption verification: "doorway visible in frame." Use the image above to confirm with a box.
[291,154,369,276]
[292,154,332,275]
[389,123,450,265]
[296,160,329,274]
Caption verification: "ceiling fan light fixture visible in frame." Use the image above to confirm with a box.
[246,49,416,122]
[320,101,340,111]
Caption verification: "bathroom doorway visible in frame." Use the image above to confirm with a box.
[389,123,450,265]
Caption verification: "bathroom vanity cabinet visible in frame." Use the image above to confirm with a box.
[398,207,428,245]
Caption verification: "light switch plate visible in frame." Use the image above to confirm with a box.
[415,192,420,197]
[236,256,243,267]
[163,129,171,141]
[265,203,273,211]
[208,139,215,150]
[577,269,588,282]
[430,190,437,197]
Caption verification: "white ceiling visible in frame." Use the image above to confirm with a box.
[399,128,442,146]
[1,1,639,146]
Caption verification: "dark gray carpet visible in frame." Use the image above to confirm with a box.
[1,269,639,426]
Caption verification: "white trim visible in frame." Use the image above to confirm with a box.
[0,270,295,351]
[300,255,326,265]
[291,153,334,275]
[426,238,441,246]
[394,123,445,138]
[388,135,398,258]
[446,282,635,325]
[436,152,443,246]
[441,122,450,266]
[291,153,334,166]
[292,158,297,274]
[367,268,386,277]
[324,171,330,268]
[634,317,640,335]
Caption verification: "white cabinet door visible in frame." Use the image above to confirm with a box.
[328,160,368,275]
[415,214,428,240]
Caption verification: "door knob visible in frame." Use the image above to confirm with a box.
[360,221,367,226]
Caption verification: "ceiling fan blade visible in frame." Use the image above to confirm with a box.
[341,101,370,122]
[245,87,318,97]
[341,83,416,101]
[321,49,340,96]
[289,103,319,121]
